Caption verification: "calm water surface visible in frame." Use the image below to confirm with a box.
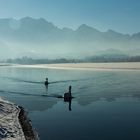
[0,66,140,140]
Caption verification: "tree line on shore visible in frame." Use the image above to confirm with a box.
[1,55,140,64]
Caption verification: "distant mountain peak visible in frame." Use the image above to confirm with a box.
[20,17,52,25]
[20,16,35,21]
[79,24,89,28]
[77,24,100,32]
[62,27,73,32]
[0,17,140,59]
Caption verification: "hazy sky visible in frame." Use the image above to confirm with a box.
[0,0,140,34]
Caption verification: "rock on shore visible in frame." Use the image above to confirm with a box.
[0,97,39,140]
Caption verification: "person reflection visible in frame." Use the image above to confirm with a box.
[68,98,72,111]
[45,84,48,93]
[64,86,73,111]
[64,96,72,111]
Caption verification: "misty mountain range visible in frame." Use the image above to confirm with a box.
[0,17,140,59]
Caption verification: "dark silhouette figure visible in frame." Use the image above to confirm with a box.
[64,86,72,111]
[64,86,72,101]
[45,78,49,86]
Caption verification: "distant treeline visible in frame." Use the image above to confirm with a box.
[6,57,82,64]
[86,55,140,63]
[4,55,140,64]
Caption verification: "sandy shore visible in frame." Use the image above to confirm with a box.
[11,62,140,71]
[0,97,39,140]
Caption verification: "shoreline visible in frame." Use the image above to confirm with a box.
[9,62,140,71]
[0,97,39,140]
[18,106,39,140]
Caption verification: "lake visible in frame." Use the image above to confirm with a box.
[0,65,140,140]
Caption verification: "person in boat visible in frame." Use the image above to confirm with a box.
[45,78,49,86]
[64,85,72,101]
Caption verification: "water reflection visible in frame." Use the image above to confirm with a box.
[1,66,140,140]
[45,84,48,93]
[0,66,140,110]
[64,98,72,111]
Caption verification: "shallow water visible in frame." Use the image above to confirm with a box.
[0,66,140,140]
